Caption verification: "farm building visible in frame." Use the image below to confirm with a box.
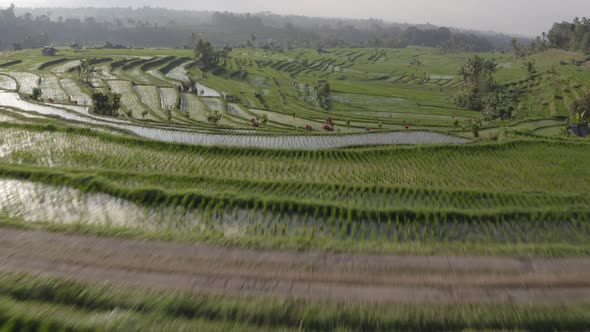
[41,46,57,56]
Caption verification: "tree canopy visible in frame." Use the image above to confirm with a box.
[547,17,590,54]
[454,55,519,121]
[455,55,499,112]
[92,92,121,117]
[0,5,526,51]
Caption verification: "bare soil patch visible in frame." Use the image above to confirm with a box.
[1,228,589,304]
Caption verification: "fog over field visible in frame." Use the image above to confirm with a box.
[8,0,590,35]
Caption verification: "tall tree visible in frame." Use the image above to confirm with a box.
[193,38,217,69]
[511,38,521,58]
[455,55,499,112]
[76,59,95,84]
[316,81,332,110]
[92,92,121,117]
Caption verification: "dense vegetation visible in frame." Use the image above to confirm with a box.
[91,92,121,116]
[547,17,590,54]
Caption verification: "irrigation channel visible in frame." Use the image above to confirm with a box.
[0,92,469,149]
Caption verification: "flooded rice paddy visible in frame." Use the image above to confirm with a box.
[0,91,470,149]
[0,178,584,244]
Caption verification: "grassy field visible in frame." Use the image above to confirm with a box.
[1,46,589,330]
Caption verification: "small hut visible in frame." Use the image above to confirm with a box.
[41,46,57,56]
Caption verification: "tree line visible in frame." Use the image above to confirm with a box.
[546,17,590,54]
[1,4,526,52]
[453,16,590,137]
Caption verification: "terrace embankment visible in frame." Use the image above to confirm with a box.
[1,228,589,304]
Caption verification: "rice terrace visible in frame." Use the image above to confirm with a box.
[1,3,590,331]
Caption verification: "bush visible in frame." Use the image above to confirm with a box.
[206,110,222,125]
[91,92,121,117]
[31,88,42,101]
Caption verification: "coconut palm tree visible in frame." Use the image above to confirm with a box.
[77,58,95,84]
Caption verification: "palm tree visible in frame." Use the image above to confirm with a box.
[77,59,95,84]
[188,75,197,94]
[511,38,521,58]
[483,59,499,76]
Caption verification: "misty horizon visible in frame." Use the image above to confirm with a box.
[5,0,590,37]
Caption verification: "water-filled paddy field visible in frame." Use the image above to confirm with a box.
[0,92,469,148]
[0,119,587,254]
[0,46,589,255]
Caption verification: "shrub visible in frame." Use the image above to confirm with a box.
[31,88,42,101]
[91,92,121,117]
[206,110,222,125]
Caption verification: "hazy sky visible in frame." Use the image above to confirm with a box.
[4,0,590,36]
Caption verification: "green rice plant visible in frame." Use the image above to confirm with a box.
[122,57,154,71]
[1,271,590,331]
[38,57,70,70]
[0,60,22,68]
[0,74,17,91]
[0,60,590,255]
[51,59,81,73]
[140,56,176,71]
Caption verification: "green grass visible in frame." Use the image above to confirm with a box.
[0,288,276,331]
[0,272,588,332]
[2,123,586,193]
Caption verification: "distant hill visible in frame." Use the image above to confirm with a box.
[2,5,530,51]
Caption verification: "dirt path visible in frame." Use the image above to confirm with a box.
[1,228,590,304]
